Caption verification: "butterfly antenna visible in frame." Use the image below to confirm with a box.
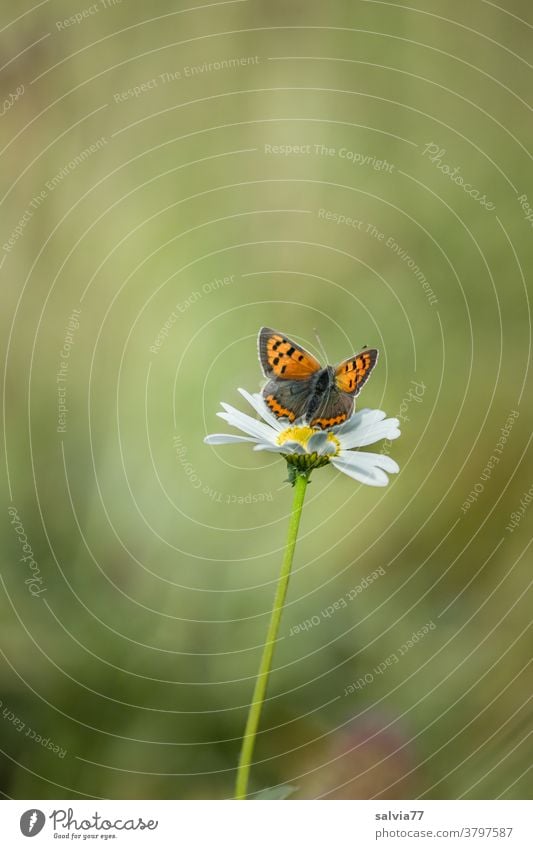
[313,328,329,364]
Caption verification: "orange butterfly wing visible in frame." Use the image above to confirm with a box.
[258,327,321,380]
[310,410,352,429]
[335,349,378,395]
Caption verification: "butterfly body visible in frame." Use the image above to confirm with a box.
[258,327,378,430]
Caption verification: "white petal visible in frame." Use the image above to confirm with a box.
[253,443,286,453]
[339,417,401,449]
[218,405,277,442]
[204,434,257,445]
[237,388,284,430]
[331,450,399,486]
[345,450,400,474]
[279,440,306,454]
[307,431,329,454]
[336,408,386,437]
[331,457,388,486]
[254,438,308,455]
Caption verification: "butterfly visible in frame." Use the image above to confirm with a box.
[258,327,378,430]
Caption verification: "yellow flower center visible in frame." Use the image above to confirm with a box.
[277,425,341,455]
[277,425,314,447]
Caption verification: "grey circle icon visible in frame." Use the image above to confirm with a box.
[20,810,46,837]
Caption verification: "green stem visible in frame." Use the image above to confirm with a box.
[234,470,310,800]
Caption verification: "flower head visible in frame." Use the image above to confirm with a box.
[204,388,400,486]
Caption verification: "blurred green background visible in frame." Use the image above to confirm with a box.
[0,0,531,800]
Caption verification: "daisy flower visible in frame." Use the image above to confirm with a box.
[204,375,401,801]
[204,388,400,486]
